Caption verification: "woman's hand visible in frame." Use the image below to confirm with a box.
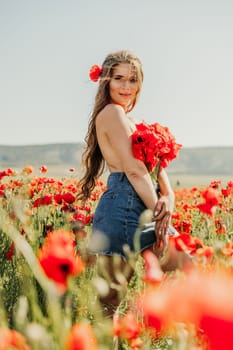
[153,195,173,249]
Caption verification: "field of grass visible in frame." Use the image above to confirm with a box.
[27,164,232,188]
[0,165,232,349]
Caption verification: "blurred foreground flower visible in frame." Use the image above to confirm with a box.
[0,328,31,350]
[113,311,141,341]
[38,230,85,292]
[66,322,98,350]
[169,233,204,255]
[142,250,164,284]
[141,267,233,349]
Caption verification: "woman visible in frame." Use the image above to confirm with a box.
[78,50,185,314]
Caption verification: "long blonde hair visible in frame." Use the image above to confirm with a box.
[78,50,144,201]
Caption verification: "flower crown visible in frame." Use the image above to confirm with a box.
[89,64,103,82]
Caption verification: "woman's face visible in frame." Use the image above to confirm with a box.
[109,63,139,111]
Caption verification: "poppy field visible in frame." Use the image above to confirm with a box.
[0,165,233,349]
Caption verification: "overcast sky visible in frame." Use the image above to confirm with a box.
[0,0,233,147]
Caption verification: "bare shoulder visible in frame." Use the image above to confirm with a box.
[97,104,125,125]
[102,103,125,115]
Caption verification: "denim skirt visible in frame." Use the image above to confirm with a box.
[89,172,177,258]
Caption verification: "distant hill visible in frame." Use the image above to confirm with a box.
[0,144,232,176]
[168,146,233,175]
[0,143,83,167]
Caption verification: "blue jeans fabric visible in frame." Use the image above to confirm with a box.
[90,172,177,258]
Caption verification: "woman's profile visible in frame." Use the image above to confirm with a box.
[78,50,190,315]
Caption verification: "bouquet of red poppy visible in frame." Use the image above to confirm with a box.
[131,121,182,180]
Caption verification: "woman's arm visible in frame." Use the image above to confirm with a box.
[96,104,158,211]
[156,168,175,213]
[153,168,175,247]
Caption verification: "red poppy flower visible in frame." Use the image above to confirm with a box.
[113,311,141,341]
[221,242,233,257]
[140,289,164,335]
[62,192,76,204]
[141,268,233,348]
[215,219,227,234]
[72,212,91,225]
[23,165,34,174]
[5,242,15,260]
[196,246,214,259]
[0,171,6,181]
[172,219,192,234]
[221,180,233,197]
[33,195,53,207]
[200,315,233,350]
[54,193,63,205]
[202,187,221,207]
[33,198,41,208]
[197,202,215,216]
[129,337,144,349]
[6,168,14,176]
[61,204,75,213]
[89,65,103,82]
[142,250,164,284]
[38,230,85,292]
[0,168,14,181]
[170,233,204,255]
[209,180,222,189]
[39,165,48,173]
[131,122,182,174]
[66,323,98,350]
[197,186,222,216]
[0,328,31,350]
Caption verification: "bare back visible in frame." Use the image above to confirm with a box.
[95,104,137,173]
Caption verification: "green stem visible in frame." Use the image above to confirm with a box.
[0,208,58,296]
[0,207,66,348]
